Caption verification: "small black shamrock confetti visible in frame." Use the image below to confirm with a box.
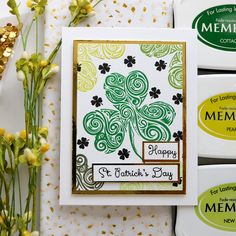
[98,63,111,74]
[91,96,103,107]
[118,148,130,160]
[77,137,89,149]
[149,87,161,99]
[77,63,82,72]
[172,93,183,105]
[124,56,136,67]
[172,177,182,187]
[155,60,167,71]
[173,131,183,142]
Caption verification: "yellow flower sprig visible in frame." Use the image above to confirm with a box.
[69,0,97,26]
[1,0,102,234]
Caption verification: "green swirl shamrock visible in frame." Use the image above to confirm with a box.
[83,70,176,159]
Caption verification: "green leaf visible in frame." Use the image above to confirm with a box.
[133,102,176,141]
[83,109,126,153]
[105,70,148,110]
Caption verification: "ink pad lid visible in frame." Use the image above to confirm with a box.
[198,74,236,159]
[176,165,236,236]
[174,0,236,70]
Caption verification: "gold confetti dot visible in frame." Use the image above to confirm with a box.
[131,7,135,12]
[123,3,127,8]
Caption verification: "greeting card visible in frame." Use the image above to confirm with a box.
[61,28,198,205]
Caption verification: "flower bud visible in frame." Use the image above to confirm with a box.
[40,60,48,67]
[22,230,31,236]
[40,143,50,153]
[38,127,48,137]
[23,211,32,222]
[49,64,59,74]
[4,132,14,144]
[31,231,39,236]
[19,129,27,139]
[22,51,30,59]
[26,0,33,8]
[0,128,5,136]
[24,148,37,165]
[17,70,25,81]
[85,3,94,14]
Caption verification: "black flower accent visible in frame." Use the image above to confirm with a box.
[77,63,82,72]
[173,131,183,141]
[98,63,111,74]
[155,60,167,71]
[91,96,103,107]
[149,87,161,99]
[77,137,89,149]
[172,177,182,187]
[124,56,136,67]
[172,93,183,105]
[118,148,130,160]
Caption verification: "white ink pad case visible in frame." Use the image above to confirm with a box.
[174,0,236,70]
[198,74,236,158]
[176,165,236,236]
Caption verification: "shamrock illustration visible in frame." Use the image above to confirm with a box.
[172,93,183,105]
[124,56,136,67]
[91,96,103,107]
[149,87,161,99]
[173,131,182,141]
[83,70,176,159]
[77,63,82,72]
[155,60,167,71]
[118,148,130,160]
[173,177,182,187]
[98,63,111,74]
[77,137,89,149]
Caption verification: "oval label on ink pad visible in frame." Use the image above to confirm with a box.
[198,92,236,140]
[192,4,236,52]
[195,182,236,232]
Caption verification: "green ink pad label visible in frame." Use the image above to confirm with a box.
[192,4,236,51]
[198,92,236,140]
[195,183,236,232]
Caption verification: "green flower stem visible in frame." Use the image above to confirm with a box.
[31,168,37,231]
[93,0,103,8]
[36,17,39,54]
[16,166,22,216]
[24,18,35,50]
[47,39,62,64]
[24,168,32,229]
